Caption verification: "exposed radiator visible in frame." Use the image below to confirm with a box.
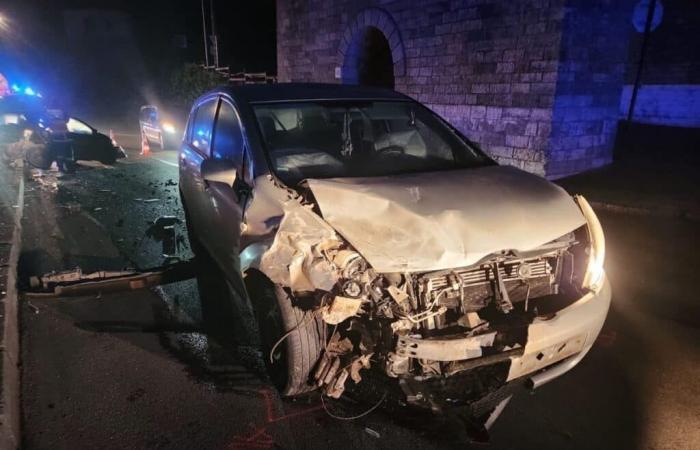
[420,254,559,311]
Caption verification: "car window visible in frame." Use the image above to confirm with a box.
[211,101,244,165]
[140,107,157,122]
[66,117,93,134]
[190,99,218,155]
[253,101,490,185]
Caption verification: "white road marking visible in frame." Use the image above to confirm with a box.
[152,157,179,168]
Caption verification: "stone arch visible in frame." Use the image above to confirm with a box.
[337,8,406,88]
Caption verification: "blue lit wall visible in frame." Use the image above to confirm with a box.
[622,0,700,128]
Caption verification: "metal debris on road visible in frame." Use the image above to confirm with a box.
[364,427,381,439]
[27,301,40,314]
[25,261,196,297]
[30,267,137,291]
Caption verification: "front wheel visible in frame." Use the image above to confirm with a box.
[245,271,325,396]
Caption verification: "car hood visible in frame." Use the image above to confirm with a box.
[306,165,586,273]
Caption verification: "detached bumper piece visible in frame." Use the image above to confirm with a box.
[25,261,196,297]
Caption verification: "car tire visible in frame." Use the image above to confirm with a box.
[245,270,325,397]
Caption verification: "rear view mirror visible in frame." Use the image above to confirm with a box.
[201,158,237,187]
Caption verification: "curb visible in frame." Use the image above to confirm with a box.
[589,200,700,222]
[0,172,24,449]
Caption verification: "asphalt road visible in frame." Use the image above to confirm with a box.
[16,142,700,449]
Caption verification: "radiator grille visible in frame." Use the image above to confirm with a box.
[426,258,552,291]
[421,256,558,310]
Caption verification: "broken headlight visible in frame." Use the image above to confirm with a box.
[575,195,606,292]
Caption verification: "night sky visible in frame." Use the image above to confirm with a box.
[1,0,276,115]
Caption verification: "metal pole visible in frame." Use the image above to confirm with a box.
[627,0,657,122]
[209,0,219,68]
[201,0,209,67]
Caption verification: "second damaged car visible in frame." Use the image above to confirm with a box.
[179,83,611,429]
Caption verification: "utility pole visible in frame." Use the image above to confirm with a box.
[628,0,657,122]
[209,0,219,68]
[201,0,209,67]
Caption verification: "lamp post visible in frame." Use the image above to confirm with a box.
[200,0,209,67]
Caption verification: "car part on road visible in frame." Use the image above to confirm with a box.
[24,260,196,297]
[145,216,183,258]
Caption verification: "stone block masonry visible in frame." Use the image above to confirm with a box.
[277,0,637,178]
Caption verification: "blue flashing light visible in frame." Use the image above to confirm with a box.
[11,84,20,92]
[24,87,35,96]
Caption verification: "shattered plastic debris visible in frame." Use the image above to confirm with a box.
[321,296,362,325]
[313,333,373,398]
[326,334,354,356]
[349,354,372,383]
[31,170,59,192]
[259,201,341,292]
[146,216,183,257]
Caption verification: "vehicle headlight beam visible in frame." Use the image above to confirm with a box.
[162,122,176,134]
[575,195,606,292]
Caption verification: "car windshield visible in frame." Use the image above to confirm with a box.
[252,100,491,185]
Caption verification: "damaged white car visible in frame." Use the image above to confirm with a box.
[179,83,611,428]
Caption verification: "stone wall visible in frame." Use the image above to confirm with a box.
[277,0,635,177]
[546,0,632,178]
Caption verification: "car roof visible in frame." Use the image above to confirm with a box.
[215,82,411,104]
[0,95,46,114]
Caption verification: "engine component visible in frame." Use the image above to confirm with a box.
[491,261,514,314]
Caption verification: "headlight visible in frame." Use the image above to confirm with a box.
[162,122,176,134]
[575,195,606,292]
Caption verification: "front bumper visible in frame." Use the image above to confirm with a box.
[506,275,612,384]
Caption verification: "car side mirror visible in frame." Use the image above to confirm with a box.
[201,158,237,187]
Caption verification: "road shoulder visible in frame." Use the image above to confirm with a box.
[0,164,24,449]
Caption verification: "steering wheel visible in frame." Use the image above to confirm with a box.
[375,145,405,156]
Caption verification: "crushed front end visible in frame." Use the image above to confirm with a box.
[255,183,610,420]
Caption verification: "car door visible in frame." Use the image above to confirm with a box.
[179,96,219,241]
[200,98,249,286]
